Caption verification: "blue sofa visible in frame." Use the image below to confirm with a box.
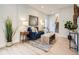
[27,27,44,40]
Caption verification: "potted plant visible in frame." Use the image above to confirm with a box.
[71,24,78,32]
[64,21,72,31]
[64,21,78,32]
[5,17,17,47]
[64,20,78,40]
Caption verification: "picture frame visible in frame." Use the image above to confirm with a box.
[29,15,38,27]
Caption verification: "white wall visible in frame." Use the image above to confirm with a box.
[0,4,46,48]
[58,6,73,37]
[46,6,74,38]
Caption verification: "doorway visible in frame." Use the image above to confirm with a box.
[55,22,59,33]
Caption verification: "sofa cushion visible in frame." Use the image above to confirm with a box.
[31,27,35,32]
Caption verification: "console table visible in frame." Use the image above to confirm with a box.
[20,32,29,43]
[69,32,79,51]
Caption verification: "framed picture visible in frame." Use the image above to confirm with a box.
[29,15,38,26]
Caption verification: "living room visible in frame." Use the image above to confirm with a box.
[0,4,79,55]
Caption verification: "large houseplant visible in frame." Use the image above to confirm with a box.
[64,21,78,31]
[5,17,17,47]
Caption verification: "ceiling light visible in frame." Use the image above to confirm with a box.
[55,13,59,17]
[41,6,44,8]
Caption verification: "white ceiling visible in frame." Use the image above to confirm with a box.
[29,4,73,15]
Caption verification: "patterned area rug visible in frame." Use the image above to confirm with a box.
[28,39,56,52]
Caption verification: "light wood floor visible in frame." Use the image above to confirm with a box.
[0,34,78,55]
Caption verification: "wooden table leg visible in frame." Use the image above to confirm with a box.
[20,32,29,43]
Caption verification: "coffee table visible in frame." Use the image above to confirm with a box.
[41,33,55,45]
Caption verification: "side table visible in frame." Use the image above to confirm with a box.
[20,32,29,43]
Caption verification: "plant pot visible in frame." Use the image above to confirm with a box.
[72,29,77,32]
[68,35,72,41]
[6,42,13,47]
